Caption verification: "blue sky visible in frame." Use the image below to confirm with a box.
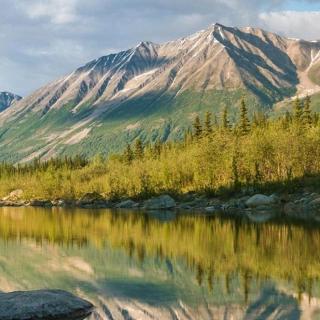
[0,0,319,96]
[286,0,320,10]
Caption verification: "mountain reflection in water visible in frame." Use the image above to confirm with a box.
[0,207,319,319]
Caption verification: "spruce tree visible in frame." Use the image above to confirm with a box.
[293,97,303,123]
[222,107,230,130]
[153,139,162,159]
[204,111,213,136]
[193,115,203,138]
[303,95,312,126]
[124,144,134,163]
[134,138,144,159]
[313,113,320,126]
[239,98,250,135]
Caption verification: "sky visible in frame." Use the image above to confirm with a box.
[1,0,320,96]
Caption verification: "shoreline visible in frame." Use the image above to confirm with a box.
[1,190,320,223]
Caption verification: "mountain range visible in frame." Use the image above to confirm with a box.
[1,23,320,162]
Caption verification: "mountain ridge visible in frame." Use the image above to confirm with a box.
[1,23,320,162]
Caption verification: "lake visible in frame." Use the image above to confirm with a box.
[0,206,319,319]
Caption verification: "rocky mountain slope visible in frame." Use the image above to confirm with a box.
[0,23,320,162]
[0,92,21,112]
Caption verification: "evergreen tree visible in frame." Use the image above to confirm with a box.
[313,113,320,126]
[183,129,193,146]
[204,111,213,136]
[134,138,144,159]
[293,97,303,123]
[303,95,312,126]
[222,107,230,130]
[193,115,203,138]
[239,98,250,135]
[153,139,162,159]
[124,143,134,163]
[213,113,218,127]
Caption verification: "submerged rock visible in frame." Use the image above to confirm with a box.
[0,289,93,320]
[144,195,176,210]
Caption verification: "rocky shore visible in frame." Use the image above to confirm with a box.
[2,189,320,223]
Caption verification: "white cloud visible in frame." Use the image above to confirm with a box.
[17,0,79,24]
[259,11,320,40]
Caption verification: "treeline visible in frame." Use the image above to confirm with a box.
[121,96,319,164]
[0,96,319,199]
[0,155,87,178]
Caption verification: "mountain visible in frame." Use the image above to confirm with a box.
[0,23,320,162]
[0,92,21,112]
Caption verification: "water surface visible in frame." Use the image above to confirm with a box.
[0,207,320,319]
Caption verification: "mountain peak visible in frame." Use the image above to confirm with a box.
[0,92,22,112]
[136,41,157,48]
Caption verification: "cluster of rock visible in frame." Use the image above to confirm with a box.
[0,289,93,320]
[1,189,320,222]
[0,191,177,210]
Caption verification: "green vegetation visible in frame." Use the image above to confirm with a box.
[308,62,320,86]
[0,97,320,200]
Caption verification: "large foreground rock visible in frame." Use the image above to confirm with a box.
[0,289,93,320]
[144,195,176,210]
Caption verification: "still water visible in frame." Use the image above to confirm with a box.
[0,207,320,319]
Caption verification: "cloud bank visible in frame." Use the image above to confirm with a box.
[0,0,319,95]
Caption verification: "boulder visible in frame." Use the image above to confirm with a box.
[245,194,276,208]
[2,189,24,202]
[0,289,93,320]
[116,199,138,209]
[144,195,176,210]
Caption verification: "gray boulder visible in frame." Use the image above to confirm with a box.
[0,289,93,320]
[245,194,276,208]
[144,195,176,210]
